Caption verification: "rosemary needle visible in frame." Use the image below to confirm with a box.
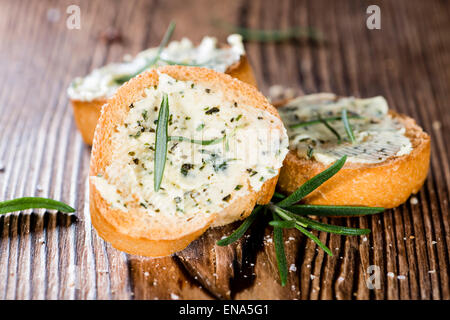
[115,21,176,84]
[154,93,169,191]
[168,135,225,145]
[289,115,362,129]
[216,206,262,246]
[213,20,325,43]
[0,197,75,214]
[216,156,385,286]
[295,224,333,256]
[286,204,384,217]
[276,155,347,208]
[319,115,341,144]
[269,220,296,229]
[272,211,288,286]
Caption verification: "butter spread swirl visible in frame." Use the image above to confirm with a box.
[91,73,289,216]
[278,93,412,165]
[68,35,245,102]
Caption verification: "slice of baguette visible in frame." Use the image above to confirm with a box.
[276,97,431,209]
[71,55,257,146]
[89,66,286,257]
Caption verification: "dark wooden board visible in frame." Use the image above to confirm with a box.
[0,0,448,300]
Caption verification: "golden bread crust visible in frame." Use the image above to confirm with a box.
[277,109,431,208]
[90,65,283,256]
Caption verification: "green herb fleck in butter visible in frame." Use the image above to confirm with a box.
[278,93,412,165]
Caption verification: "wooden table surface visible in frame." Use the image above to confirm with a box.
[0,0,449,300]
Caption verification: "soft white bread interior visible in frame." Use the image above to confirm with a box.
[89,66,288,257]
[276,94,431,209]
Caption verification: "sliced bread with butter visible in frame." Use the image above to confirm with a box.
[276,93,430,209]
[89,66,288,257]
[68,35,257,145]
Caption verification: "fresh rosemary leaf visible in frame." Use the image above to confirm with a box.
[319,115,341,144]
[291,215,371,236]
[0,197,75,214]
[272,212,288,286]
[295,224,333,256]
[274,205,371,236]
[269,220,296,228]
[214,21,324,43]
[286,204,384,216]
[115,21,176,84]
[168,135,225,145]
[276,155,347,207]
[154,93,170,191]
[342,109,356,143]
[216,205,262,246]
[156,21,177,54]
[289,115,362,129]
[273,205,333,256]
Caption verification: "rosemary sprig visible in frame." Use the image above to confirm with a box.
[342,109,356,143]
[269,220,296,228]
[319,115,341,144]
[213,20,325,43]
[294,224,333,256]
[216,155,385,286]
[115,21,176,84]
[168,135,225,145]
[273,205,370,236]
[159,58,211,67]
[289,115,362,129]
[0,197,75,214]
[154,93,170,191]
[216,205,262,246]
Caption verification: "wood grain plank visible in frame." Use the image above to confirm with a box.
[0,0,449,300]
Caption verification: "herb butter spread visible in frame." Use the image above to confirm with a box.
[68,35,245,102]
[278,93,412,165]
[91,73,289,217]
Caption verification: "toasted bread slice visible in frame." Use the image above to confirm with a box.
[90,66,288,257]
[276,94,430,209]
[70,42,257,146]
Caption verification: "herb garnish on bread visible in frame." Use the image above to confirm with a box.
[68,22,257,145]
[276,93,431,208]
[89,66,289,257]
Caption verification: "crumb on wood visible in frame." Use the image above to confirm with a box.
[432,121,441,130]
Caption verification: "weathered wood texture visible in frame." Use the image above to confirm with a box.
[0,0,448,300]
